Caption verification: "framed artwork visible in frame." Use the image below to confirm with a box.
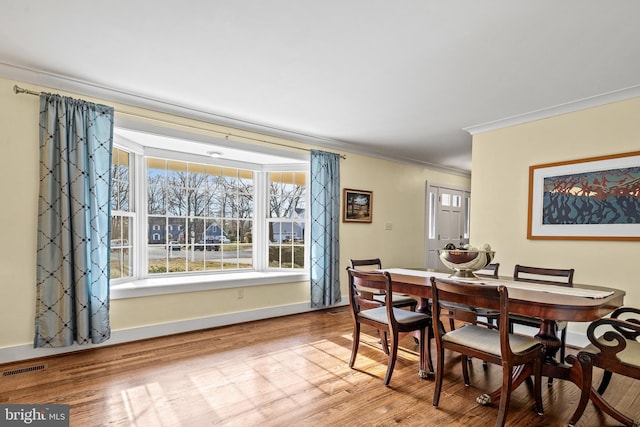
[527,151,640,240]
[343,189,373,223]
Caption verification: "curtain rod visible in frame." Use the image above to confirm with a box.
[13,84,346,159]
[13,84,41,96]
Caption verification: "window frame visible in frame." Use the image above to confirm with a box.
[110,125,310,299]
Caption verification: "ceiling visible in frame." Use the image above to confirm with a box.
[2,1,640,174]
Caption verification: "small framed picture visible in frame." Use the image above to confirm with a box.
[343,189,373,223]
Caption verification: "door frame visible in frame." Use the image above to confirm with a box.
[424,182,471,269]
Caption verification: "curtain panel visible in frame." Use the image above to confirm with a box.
[310,150,341,308]
[35,93,114,348]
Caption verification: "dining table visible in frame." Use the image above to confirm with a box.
[384,268,626,405]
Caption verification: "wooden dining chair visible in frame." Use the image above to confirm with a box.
[446,263,501,331]
[566,307,640,427]
[346,268,433,385]
[430,276,544,427]
[476,262,500,279]
[350,258,419,354]
[350,258,418,310]
[510,264,574,369]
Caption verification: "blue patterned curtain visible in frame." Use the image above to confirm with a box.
[35,93,114,348]
[310,150,341,307]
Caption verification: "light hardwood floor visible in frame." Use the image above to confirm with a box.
[1,307,638,426]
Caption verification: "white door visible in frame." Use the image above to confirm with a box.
[425,184,470,269]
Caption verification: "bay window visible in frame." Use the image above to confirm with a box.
[110,127,309,294]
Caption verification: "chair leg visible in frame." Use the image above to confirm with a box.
[349,323,361,368]
[568,355,593,427]
[426,324,434,374]
[533,355,544,415]
[597,370,613,395]
[433,346,445,407]
[378,329,390,355]
[560,328,567,362]
[496,363,514,427]
[461,355,470,386]
[383,331,399,386]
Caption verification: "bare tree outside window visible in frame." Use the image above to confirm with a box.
[146,158,255,274]
[110,147,134,279]
[268,172,306,269]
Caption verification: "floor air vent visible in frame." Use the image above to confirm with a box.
[3,364,47,377]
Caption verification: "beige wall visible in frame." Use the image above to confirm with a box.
[470,97,640,334]
[0,77,469,352]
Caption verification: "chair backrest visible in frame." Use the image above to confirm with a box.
[430,276,512,354]
[513,264,574,287]
[347,268,398,322]
[350,258,383,271]
[476,262,500,279]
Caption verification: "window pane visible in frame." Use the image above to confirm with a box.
[267,171,306,270]
[110,148,134,280]
[429,192,436,239]
[110,215,132,279]
[146,157,256,275]
[111,148,130,211]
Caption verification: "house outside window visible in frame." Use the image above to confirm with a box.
[267,172,306,268]
[109,127,309,288]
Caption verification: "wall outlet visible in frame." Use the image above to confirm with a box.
[237,288,244,299]
[385,222,393,230]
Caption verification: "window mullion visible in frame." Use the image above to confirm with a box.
[253,171,266,270]
[136,152,148,279]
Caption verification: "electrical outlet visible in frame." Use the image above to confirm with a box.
[385,222,393,230]
[237,288,244,299]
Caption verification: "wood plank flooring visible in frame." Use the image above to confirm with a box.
[1,307,638,426]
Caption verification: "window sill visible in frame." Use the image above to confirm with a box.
[111,271,309,300]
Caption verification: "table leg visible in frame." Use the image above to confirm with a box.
[415,297,431,315]
[415,297,434,378]
[535,319,561,363]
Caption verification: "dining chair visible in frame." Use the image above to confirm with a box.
[476,262,500,279]
[350,258,419,353]
[350,258,418,310]
[510,264,574,367]
[346,268,433,385]
[446,263,501,331]
[566,306,640,427]
[430,276,544,427]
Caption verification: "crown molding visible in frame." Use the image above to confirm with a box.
[1,61,470,177]
[463,85,640,135]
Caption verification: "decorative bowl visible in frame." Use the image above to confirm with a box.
[437,249,495,279]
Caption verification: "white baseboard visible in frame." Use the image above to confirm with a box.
[0,298,349,365]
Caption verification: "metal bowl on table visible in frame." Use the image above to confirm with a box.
[437,249,495,279]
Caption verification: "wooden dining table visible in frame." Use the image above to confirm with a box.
[385,268,626,405]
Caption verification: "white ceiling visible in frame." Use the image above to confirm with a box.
[2,1,640,174]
